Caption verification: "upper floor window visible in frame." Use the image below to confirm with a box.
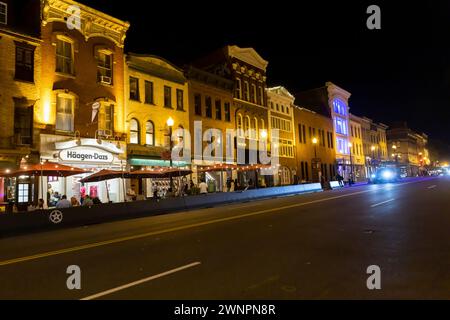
[258,86,263,105]
[145,121,154,145]
[250,84,256,103]
[224,102,231,122]
[56,94,74,132]
[164,86,172,108]
[97,103,114,134]
[176,89,184,111]
[235,78,242,99]
[144,81,154,104]
[237,114,244,137]
[333,99,347,116]
[56,39,74,75]
[129,119,140,144]
[129,77,140,101]
[215,99,222,120]
[15,43,35,82]
[335,117,348,135]
[194,94,202,116]
[243,81,249,101]
[97,51,113,85]
[205,96,212,118]
[0,2,7,25]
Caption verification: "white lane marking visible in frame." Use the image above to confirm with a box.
[428,185,437,189]
[0,177,436,267]
[80,262,201,300]
[371,198,395,208]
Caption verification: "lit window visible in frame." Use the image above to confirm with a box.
[237,114,244,137]
[145,121,154,145]
[129,119,140,144]
[335,117,348,135]
[333,99,347,116]
[101,104,114,133]
[56,95,74,132]
[0,2,7,25]
[18,184,29,203]
[56,39,74,75]
[244,116,250,137]
[97,51,112,84]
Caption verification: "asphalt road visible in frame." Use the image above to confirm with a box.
[0,176,449,299]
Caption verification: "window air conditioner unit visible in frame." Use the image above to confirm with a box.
[100,76,112,85]
[98,129,112,138]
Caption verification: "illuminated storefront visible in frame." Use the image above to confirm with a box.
[39,134,127,205]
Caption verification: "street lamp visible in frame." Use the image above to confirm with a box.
[348,142,354,185]
[312,137,318,158]
[166,117,174,190]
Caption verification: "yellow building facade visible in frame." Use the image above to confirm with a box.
[125,53,190,165]
[349,114,366,181]
[294,107,337,183]
[267,86,296,185]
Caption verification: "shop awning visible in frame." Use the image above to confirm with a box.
[1,162,85,178]
[79,169,130,183]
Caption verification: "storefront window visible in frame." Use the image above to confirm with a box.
[18,183,29,203]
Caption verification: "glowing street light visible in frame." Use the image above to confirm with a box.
[166,117,174,190]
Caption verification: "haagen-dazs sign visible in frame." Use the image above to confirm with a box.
[59,147,114,164]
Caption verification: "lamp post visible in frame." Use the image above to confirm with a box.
[166,117,174,190]
[312,137,320,183]
[370,145,376,175]
[348,142,354,185]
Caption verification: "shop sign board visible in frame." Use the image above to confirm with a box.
[59,146,114,164]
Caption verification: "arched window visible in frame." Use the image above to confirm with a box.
[145,121,154,145]
[260,118,265,130]
[129,118,140,144]
[244,116,250,137]
[237,113,244,137]
[252,117,258,139]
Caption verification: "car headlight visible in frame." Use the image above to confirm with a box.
[371,174,376,179]
[382,170,393,179]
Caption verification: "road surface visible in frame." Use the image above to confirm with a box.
[0,176,449,299]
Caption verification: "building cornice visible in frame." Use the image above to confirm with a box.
[42,0,130,48]
[227,45,268,71]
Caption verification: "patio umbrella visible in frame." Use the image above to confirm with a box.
[2,162,85,177]
[79,169,130,183]
[79,169,130,203]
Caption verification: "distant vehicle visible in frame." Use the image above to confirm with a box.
[369,167,400,184]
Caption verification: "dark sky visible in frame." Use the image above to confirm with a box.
[80,0,450,158]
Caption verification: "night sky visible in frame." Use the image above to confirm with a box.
[80,0,450,158]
